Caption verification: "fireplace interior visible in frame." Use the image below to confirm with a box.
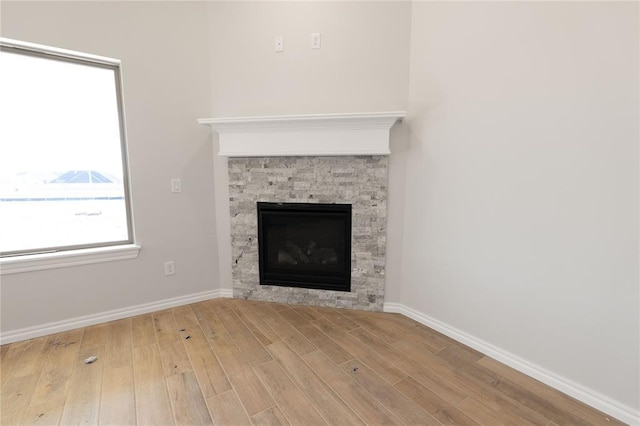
[257,202,352,292]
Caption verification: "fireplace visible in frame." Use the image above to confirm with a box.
[198,112,406,310]
[257,202,352,292]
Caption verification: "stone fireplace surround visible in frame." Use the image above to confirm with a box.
[199,112,405,311]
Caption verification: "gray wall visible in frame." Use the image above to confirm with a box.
[0,1,220,329]
[402,1,639,411]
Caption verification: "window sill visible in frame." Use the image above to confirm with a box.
[0,244,141,275]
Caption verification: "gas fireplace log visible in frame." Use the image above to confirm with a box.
[285,241,309,263]
[277,240,339,265]
[278,250,298,265]
[306,240,338,265]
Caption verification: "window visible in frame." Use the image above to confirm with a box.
[0,38,134,258]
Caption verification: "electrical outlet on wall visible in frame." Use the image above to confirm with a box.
[311,33,321,49]
[171,178,182,193]
[164,261,175,276]
[274,36,284,52]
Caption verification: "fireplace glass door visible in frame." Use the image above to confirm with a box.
[257,202,351,292]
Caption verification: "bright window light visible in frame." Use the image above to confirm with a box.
[0,39,134,256]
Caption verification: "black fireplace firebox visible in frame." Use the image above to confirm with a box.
[257,202,351,292]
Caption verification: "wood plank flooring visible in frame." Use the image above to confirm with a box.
[0,298,626,425]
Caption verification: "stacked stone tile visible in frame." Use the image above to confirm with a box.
[228,156,388,311]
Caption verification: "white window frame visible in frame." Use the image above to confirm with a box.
[0,38,139,274]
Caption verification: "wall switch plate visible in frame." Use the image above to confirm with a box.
[164,261,175,276]
[311,33,321,49]
[171,178,182,193]
[275,36,284,52]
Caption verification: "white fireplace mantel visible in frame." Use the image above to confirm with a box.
[197,111,406,157]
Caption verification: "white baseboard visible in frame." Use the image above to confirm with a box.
[383,302,639,426]
[0,289,233,345]
[218,288,234,298]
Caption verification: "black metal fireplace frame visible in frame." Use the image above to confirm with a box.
[257,202,352,292]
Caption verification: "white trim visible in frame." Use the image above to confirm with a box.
[198,111,406,157]
[218,288,233,298]
[0,37,120,66]
[197,111,406,130]
[0,289,230,345]
[214,149,390,157]
[0,244,141,275]
[382,302,639,425]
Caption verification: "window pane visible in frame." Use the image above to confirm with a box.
[0,46,132,254]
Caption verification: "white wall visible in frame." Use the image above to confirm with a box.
[207,1,411,117]
[402,1,639,415]
[0,1,220,332]
[205,1,412,291]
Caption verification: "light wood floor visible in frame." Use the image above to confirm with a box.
[1,298,625,425]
